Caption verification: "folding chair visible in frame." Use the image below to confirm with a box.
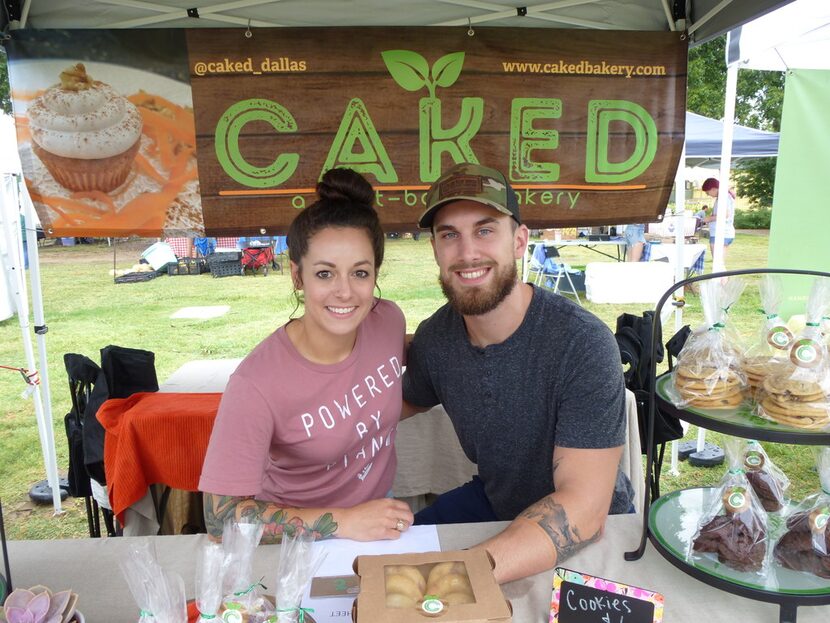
[533,244,582,305]
[63,353,118,537]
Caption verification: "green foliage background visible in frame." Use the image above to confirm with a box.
[0,46,11,115]
[687,37,784,208]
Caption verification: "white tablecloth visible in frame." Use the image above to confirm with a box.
[7,515,828,622]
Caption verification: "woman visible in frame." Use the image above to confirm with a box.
[199,168,413,543]
[624,223,646,262]
[701,177,736,263]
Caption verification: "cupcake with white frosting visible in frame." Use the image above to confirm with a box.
[28,63,143,193]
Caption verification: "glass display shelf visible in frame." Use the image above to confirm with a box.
[656,374,830,445]
[649,488,830,618]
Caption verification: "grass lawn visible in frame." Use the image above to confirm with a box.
[0,230,818,540]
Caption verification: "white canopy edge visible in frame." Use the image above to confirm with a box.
[728,0,830,71]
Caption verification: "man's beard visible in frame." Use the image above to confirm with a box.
[439,260,518,316]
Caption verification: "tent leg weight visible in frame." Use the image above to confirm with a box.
[28,478,70,504]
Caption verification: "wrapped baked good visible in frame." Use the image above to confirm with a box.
[742,275,792,398]
[273,530,326,623]
[221,520,275,623]
[773,447,830,578]
[195,541,227,622]
[120,540,187,623]
[384,565,427,609]
[425,561,475,606]
[757,278,830,430]
[742,440,790,512]
[690,437,768,574]
[672,278,747,409]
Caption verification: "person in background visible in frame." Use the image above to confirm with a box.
[403,163,632,584]
[20,214,29,270]
[623,223,646,262]
[199,168,413,543]
[701,177,736,264]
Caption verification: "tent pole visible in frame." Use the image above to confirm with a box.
[669,143,687,476]
[1,175,62,514]
[19,180,63,514]
[714,48,739,272]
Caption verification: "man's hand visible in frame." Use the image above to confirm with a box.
[476,445,622,583]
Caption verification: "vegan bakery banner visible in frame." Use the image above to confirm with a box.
[4,28,687,237]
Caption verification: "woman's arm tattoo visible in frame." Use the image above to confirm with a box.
[203,493,338,544]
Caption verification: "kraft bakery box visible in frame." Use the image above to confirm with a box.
[351,549,512,622]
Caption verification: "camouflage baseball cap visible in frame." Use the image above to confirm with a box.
[419,163,520,229]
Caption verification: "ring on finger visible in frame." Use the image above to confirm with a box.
[395,519,406,531]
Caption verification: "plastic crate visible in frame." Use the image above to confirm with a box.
[209,251,242,263]
[169,257,207,275]
[208,258,242,278]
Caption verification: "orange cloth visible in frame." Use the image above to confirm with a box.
[96,392,221,522]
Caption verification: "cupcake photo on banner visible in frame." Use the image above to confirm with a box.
[5,29,204,237]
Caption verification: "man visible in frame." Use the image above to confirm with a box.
[403,163,633,583]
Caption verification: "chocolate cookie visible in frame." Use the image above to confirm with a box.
[693,508,767,572]
[773,510,830,578]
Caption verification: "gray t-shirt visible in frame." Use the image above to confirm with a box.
[403,285,633,520]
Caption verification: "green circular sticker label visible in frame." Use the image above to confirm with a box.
[744,451,764,470]
[421,597,444,614]
[728,491,746,508]
[791,338,822,368]
[768,326,793,350]
[813,507,830,532]
[222,610,244,623]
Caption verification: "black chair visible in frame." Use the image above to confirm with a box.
[63,353,117,537]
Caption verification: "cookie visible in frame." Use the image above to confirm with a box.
[763,374,824,398]
[685,392,745,409]
[676,366,740,383]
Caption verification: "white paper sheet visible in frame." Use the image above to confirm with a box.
[301,525,441,623]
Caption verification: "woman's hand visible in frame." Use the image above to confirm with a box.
[336,498,415,541]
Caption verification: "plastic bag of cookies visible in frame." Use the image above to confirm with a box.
[742,439,790,512]
[672,278,747,409]
[690,437,769,574]
[773,447,830,578]
[741,275,793,399]
[757,278,830,431]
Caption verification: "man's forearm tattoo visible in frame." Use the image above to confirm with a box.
[204,494,338,543]
[519,497,601,562]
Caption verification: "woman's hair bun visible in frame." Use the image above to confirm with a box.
[317,168,375,208]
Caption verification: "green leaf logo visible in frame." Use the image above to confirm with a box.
[382,50,430,92]
[432,52,465,88]
[382,50,466,98]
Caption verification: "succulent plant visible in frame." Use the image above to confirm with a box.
[2,586,78,623]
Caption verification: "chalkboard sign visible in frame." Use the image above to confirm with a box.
[551,567,664,623]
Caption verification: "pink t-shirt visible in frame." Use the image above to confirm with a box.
[199,299,405,509]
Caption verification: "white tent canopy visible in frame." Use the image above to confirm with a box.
[0,0,801,516]
[727,0,830,70]
[3,0,794,45]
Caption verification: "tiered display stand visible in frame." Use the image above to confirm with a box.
[625,268,830,623]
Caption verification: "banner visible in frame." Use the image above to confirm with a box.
[5,28,687,237]
[768,68,830,317]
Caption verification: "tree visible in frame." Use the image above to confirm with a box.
[0,47,11,115]
[687,36,785,208]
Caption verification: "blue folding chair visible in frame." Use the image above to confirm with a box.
[528,243,582,305]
